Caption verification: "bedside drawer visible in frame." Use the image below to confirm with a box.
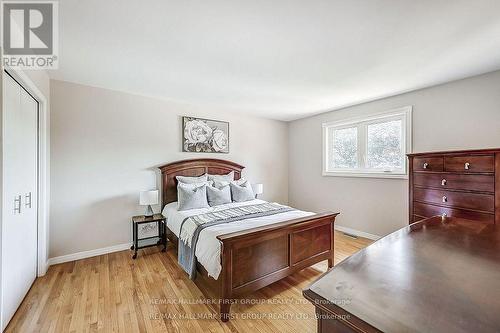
[444,155,494,173]
[413,202,494,223]
[413,157,443,172]
[414,188,494,212]
[413,173,495,193]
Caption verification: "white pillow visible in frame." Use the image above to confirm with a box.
[176,174,208,184]
[212,180,230,188]
[177,182,209,211]
[208,171,234,182]
[230,181,255,202]
[206,183,232,206]
[231,177,247,186]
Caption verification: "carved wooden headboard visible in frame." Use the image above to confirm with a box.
[158,158,244,208]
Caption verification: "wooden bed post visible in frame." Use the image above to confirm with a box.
[219,243,232,322]
[220,303,231,323]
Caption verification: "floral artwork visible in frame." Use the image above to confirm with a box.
[183,117,229,153]
[138,222,158,239]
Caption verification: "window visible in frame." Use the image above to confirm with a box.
[323,106,412,178]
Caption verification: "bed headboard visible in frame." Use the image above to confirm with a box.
[158,158,244,208]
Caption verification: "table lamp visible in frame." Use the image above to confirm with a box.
[252,183,263,198]
[140,190,158,217]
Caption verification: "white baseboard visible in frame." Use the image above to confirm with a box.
[37,261,49,277]
[47,242,131,266]
[335,225,381,240]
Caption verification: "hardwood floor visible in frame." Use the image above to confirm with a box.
[6,231,372,333]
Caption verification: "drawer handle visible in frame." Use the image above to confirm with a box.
[14,195,22,214]
[464,162,470,170]
[442,196,447,203]
[423,162,429,169]
[25,192,32,208]
[441,179,447,186]
[441,213,447,218]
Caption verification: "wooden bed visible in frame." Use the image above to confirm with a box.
[159,158,339,322]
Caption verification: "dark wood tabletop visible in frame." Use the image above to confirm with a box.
[303,216,500,333]
[132,214,165,223]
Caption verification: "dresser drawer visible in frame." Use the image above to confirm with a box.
[414,188,494,212]
[413,202,494,223]
[413,157,443,172]
[413,173,495,193]
[444,155,494,173]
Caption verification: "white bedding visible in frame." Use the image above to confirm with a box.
[162,199,314,279]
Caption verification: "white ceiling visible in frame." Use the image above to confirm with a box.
[50,0,500,121]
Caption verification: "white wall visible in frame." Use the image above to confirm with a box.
[289,70,500,237]
[22,70,50,100]
[49,80,289,258]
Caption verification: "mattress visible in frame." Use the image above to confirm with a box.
[162,199,314,279]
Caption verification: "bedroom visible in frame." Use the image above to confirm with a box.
[1,0,500,332]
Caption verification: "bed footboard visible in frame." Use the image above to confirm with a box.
[216,212,338,321]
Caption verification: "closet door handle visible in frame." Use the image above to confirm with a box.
[25,192,32,208]
[14,195,22,214]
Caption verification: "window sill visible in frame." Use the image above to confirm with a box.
[322,171,408,179]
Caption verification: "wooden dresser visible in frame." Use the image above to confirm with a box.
[408,148,500,224]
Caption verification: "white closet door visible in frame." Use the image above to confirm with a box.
[1,74,38,331]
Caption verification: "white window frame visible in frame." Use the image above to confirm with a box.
[322,106,412,179]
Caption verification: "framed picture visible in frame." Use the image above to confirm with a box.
[182,116,229,153]
[137,222,159,239]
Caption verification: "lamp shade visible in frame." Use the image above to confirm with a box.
[252,183,263,195]
[139,190,158,206]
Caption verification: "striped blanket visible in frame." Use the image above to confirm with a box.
[178,202,294,279]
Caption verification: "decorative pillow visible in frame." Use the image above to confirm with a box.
[230,181,255,202]
[231,177,247,186]
[177,183,209,211]
[212,180,230,188]
[208,171,234,182]
[176,174,208,184]
[206,183,232,206]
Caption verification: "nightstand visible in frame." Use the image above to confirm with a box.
[131,214,167,259]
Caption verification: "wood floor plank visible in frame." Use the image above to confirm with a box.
[5,231,372,333]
